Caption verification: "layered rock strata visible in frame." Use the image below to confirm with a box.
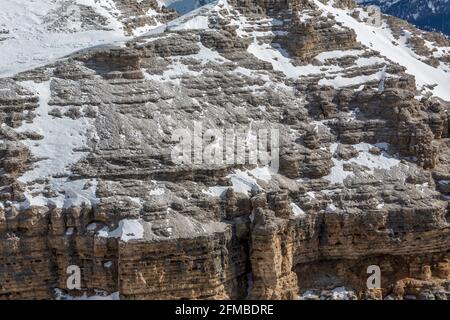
[0,0,449,300]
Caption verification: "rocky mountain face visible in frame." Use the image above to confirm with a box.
[359,0,450,37]
[0,0,179,77]
[0,0,450,300]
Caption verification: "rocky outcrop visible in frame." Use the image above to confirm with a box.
[386,15,450,71]
[285,7,358,62]
[111,0,178,35]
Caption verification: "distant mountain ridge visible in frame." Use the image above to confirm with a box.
[358,0,450,36]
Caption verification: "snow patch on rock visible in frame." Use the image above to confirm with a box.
[103,219,145,242]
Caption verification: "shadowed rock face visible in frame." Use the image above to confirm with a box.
[0,0,450,300]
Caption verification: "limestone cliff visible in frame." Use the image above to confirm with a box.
[0,0,449,300]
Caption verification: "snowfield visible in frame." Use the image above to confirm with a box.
[0,0,188,78]
[1,0,449,102]
[0,0,129,77]
[314,0,450,101]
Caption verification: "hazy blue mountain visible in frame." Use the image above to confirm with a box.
[358,0,450,36]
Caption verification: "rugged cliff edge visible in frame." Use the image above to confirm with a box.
[0,0,450,300]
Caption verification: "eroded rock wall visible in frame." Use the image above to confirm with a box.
[0,0,449,300]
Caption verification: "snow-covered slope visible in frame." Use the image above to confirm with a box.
[0,0,176,78]
[0,0,122,77]
[315,0,450,101]
[1,0,449,100]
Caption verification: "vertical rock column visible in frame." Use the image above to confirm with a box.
[249,194,299,299]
